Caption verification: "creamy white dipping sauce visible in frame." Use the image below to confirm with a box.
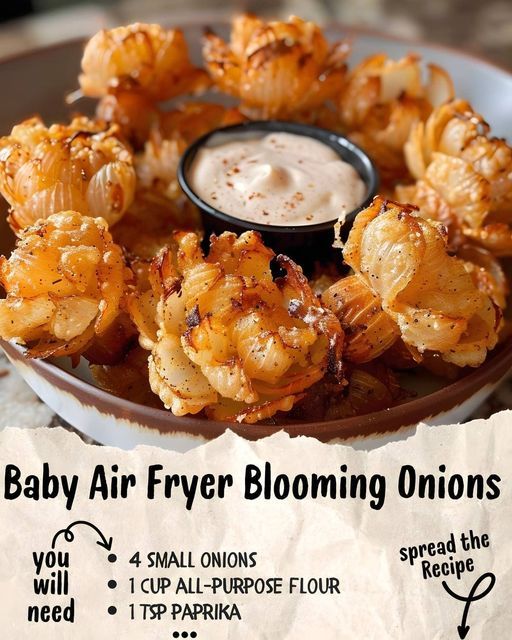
[189,132,366,226]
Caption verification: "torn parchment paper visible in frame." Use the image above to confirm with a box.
[0,411,511,639]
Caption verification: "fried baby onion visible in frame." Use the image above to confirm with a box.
[129,231,344,421]
[0,117,135,231]
[203,14,349,119]
[79,23,209,101]
[0,211,130,360]
[337,197,500,367]
[401,100,512,254]
[339,54,454,183]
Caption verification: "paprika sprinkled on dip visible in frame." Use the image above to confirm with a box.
[188,131,366,226]
[178,121,378,270]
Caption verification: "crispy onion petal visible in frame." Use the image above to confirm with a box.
[205,394,303,424]
[149,334,217,415]
[463,224,512,258]
[341,196,499,367]
[0,211,129,359]
[322,275,400,363]
[402,99,512,257]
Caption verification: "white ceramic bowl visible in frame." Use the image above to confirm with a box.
[1,22,511,450]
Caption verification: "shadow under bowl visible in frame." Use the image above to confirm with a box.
[178,120,378,270]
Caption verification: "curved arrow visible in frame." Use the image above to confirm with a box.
[442,572,496,639]
[51,520,113,552]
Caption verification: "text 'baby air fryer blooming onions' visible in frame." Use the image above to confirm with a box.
[322,197,500,368]
[128,231,344,422]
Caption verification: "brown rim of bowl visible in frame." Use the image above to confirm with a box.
[3,337,512,441]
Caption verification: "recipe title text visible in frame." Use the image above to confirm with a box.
[2,462,501,512]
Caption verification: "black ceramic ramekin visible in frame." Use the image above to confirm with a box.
[178,120,379,271]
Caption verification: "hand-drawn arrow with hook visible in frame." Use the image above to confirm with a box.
[51,520,113,552]
[442,572,496,639]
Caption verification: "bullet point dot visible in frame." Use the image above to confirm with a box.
[190,633,197,639]
[108,606,117,615]
[108,554,117,563]
[173,633,180,639]
[107,580,117,589]
[182,634,188,639]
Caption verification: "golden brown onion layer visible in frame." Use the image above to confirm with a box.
[79,23,209,101]
[128,230,344,421]
[0,211,131,360]
[0,117,135,231]
[203,14,349,119]
[341,197,500,367]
